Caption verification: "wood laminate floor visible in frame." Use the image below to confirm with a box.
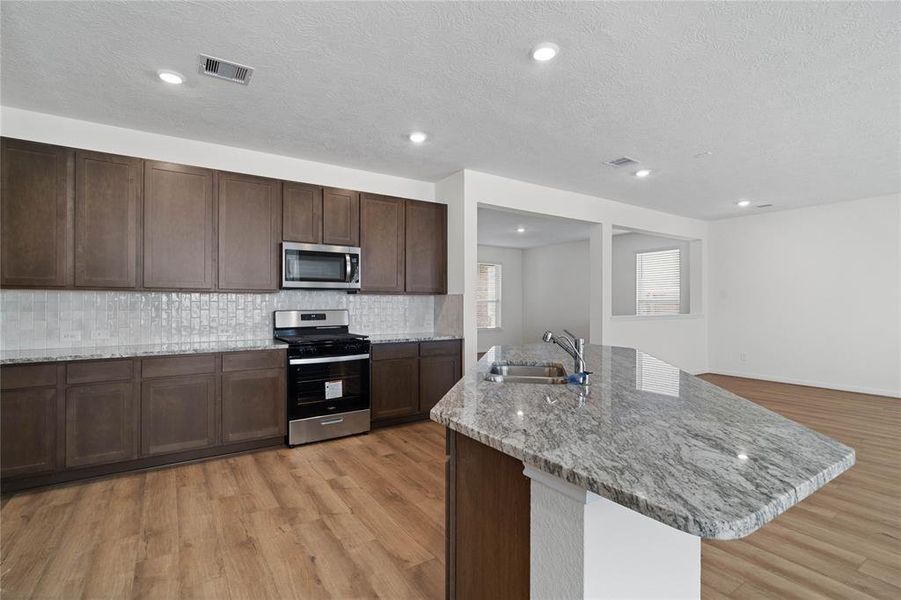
[1,375,899,599]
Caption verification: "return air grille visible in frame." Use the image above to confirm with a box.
[604,156,639,168]
[199,54,254,85]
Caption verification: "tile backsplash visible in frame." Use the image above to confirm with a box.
[0,290,460,350]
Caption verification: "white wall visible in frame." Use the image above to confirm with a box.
[708,194,901,397]
[447,170,710,373]
[522,241,591,344]
[477,245,524,352]
[0,107,435,202]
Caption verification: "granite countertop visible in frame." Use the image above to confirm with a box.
[0,339,288,365]
[430,343,855,540]
[358,332,463,344]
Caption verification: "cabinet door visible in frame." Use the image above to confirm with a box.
[66,382,138,468]
[0,138,73,288]
[1,387,57,478]
[283,182,322,243]
[405,200,447,294]
[222,368,286,443]
[75,151,142,288]
[419,354,461,414]
[371,357,419,420]
[143,161,214,289]
[218,172,282,291]
[360,193,405,293]
[322,187,359,246]
[141,375,218,456]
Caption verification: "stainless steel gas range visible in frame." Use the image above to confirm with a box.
[274,309,370,446]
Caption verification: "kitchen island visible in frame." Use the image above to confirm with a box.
[430,344,855,600]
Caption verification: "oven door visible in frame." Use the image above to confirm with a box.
[282,242,361,289]
[288,354,370,420]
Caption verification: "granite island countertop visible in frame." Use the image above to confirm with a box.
[0,339,288,365]
[430,343,855,540]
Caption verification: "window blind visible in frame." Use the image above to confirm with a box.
[477,262,502,329]
[636,248,681,316]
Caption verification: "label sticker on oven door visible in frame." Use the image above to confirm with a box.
[325,380,343,400]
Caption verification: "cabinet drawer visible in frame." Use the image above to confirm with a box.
[371,342,419,361]
[420,339,462,357]
[141,354,217,379]
[221,349,285,373]
[0,364,58,390]
[67,359,134,384]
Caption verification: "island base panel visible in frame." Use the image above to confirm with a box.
[445,429,530,600]
[526,466,701,599]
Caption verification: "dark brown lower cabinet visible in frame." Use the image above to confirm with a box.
[419,355,462,414]
[1,348,286,491]
[371,339,462,425]
[0,387,57,477]
[372,357,420,420]
[65,381,138,468]
[222,368,286,443]
[141,375,218,456]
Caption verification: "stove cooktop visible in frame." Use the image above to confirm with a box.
[275,332,368,345]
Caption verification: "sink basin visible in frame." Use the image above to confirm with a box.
[484,362,569,384]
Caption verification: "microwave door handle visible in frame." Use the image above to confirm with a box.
[345,254,352,282]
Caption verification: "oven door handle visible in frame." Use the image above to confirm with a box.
[289,354,370,365]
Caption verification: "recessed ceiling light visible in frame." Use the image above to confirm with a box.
[693,151,713,159]
[158,70,184,85]
[516,227,526,233]
[634,169,651,178]
[737,453,749,461]
[737,199,751,207]
[409,132,427,144]
[531,43,559,62]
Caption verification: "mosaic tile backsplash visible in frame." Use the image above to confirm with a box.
[0,290,458,350]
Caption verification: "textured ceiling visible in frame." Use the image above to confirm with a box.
[478,207,593,249]
[1,1,898,219]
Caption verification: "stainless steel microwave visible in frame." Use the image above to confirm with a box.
[281,242,361,290]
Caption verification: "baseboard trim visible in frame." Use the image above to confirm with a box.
[701,370,900,399]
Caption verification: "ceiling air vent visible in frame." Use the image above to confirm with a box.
[199,54,254,85]
[604,156,639,168]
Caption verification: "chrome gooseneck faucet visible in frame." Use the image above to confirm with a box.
[542,329,590,384]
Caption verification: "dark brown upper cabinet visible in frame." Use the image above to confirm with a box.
[322,187,360,246]
[282,182,323,243]
[360,193,405,293]
[405,200,447,294]
[74,151,142,288]
[143,162,215,290]
[218,172,282,291]
[0,138,74,288]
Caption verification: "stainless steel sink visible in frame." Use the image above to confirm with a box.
[484,362,569,384]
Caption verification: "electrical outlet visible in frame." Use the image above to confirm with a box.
[61,331,82,343]
[739,352,748,363]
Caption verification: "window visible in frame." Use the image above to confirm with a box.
[477,262,502,329]
[636,248,680,315]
